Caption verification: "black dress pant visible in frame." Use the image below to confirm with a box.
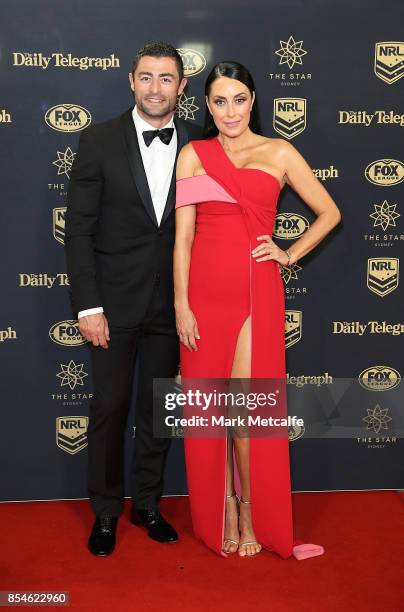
[87,281,179,517]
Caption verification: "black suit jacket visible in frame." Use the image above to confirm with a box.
[65,108,202,327]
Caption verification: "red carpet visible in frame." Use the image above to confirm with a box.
[1,492,403,611]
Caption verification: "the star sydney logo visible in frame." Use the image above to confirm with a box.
[57,360,88,390]
[280,262,303,284]
[176,93,199,120]
[362,405,392,434]
[52,146,76,178]
[275,36,307,69]
[369,200,400,231]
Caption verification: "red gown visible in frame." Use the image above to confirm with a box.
[176,136,324,561]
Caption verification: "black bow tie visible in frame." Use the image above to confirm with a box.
[142,127,174,147]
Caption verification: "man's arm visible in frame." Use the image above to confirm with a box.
[65,127,103,314]
[65,128,109,348]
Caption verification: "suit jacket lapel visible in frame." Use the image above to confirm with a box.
[121,108,158,226]
[160,116,189,226]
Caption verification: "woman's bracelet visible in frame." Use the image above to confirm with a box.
[285,248,292,267]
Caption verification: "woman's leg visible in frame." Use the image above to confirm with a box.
[230,316,262,557]
[222,435,240,553]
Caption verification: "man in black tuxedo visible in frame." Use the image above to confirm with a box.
[65,41,202,556]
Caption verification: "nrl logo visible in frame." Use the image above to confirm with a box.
[374,42,404,85]
[53,207,66,245]
[285,310,302,348]
[56,416,88,455]
[273,98,306,139]
[367,257,399,297]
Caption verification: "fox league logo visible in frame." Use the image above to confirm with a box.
[45,104,91,132]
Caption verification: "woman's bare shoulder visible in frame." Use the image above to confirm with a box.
[177,142,201,179]
[258,136,302,161]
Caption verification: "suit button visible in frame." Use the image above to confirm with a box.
[158,230,163,236]
[155,273,160,284]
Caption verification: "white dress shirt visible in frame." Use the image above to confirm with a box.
[78,104,177,319]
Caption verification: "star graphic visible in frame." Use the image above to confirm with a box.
[57,360,88,391]
[52,147,76,179]
[280,262,302,284]
[362,404,392,434]
[275,36,308,70]
[369,200,400,232]
[176,93,199,121]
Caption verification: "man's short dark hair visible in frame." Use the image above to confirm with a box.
[132,41,184,81]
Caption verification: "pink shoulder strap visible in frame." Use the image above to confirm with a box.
[176,175,238,208]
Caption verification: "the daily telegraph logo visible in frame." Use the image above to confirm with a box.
[0,109,12,123]
[45,104,91,133]
[338,110,404,126]
[367,257,399,297]
[19,273,68,288]
[374,42,404,85]
[176,48,206,77]
[312,166,339,181]
[285,310,302,348]
[0,327,17,343]
[13,52,120,71]
[49,320,87,347]
[56,416,88,455]
[53,207,66,245]
[358,366,401,392]
[273,213,309,240]
[365,159,404,187]
[332,320,404,336]
[176,93,199,121]
[273,98,306,139]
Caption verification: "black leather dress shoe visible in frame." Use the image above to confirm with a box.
[88,515,118,556]
[131,507,178,543]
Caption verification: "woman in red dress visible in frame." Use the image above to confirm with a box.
[173,62,340,559]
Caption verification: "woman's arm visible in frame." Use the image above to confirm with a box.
[280,140,341,265]
[252,140,341,265]
[174,144,200,351]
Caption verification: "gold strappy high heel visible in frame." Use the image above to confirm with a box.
[222,492,240,553]
[238,497,262,557]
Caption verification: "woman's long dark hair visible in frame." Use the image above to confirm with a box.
[203,61,262,138]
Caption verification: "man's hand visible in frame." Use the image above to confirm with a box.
[79,313,110,349]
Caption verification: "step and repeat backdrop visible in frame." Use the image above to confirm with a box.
[1,0,403,502]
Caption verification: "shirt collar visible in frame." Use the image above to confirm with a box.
[132,104,175,138]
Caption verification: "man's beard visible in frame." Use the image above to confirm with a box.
[137,97,174,118]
